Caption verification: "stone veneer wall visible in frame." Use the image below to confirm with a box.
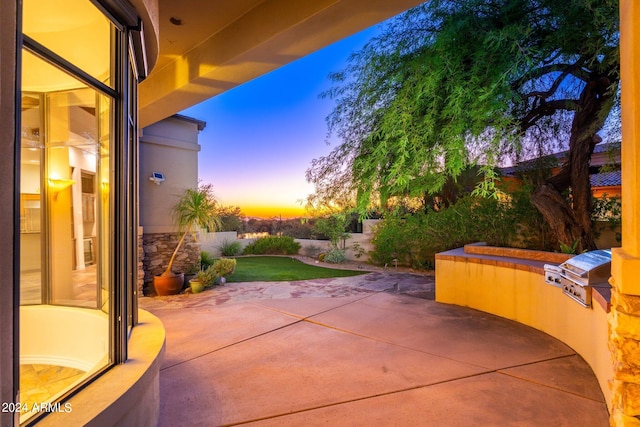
[138,228,145,296]
[609,287,640,425]
[142,232,200,295]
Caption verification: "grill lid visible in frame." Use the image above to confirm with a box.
[559,249,611,278]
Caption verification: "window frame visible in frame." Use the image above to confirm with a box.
[14,0,143,422]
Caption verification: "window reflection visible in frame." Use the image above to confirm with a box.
[20,59,112,309]
[20,93,43,305]
[19,48,112,422]
[22,0,112,87]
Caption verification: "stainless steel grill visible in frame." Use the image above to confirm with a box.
[558,249,612,307]
[544,264,563,287]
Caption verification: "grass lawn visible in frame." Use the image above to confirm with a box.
[225,256,366,283]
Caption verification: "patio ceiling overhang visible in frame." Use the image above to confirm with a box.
[139,0,425,127]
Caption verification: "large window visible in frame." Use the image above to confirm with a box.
[20,53,112,310]
[19,0,139,423]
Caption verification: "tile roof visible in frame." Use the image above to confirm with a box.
[499,142,621,177]
[590,170,621,187]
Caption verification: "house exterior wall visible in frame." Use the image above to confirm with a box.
[139,115,202,233]
[140,115,205,294]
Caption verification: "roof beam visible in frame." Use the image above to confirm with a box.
[139,0,424,126]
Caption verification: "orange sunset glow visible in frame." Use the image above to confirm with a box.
[240,204,308,219]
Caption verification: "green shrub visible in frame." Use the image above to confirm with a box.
[591,194,622,245]
[371,195,521,269]
[212,258,236,277]
[314,213,350,248]
[506,184,557,251]
[219,239,242,256]
[243,235,301,255]
[323,248,347,263]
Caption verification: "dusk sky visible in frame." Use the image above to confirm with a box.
[181,24,384,218]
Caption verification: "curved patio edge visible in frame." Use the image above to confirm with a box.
[435,244,612,412]
[37,309,166,427]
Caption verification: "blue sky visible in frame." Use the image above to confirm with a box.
[181,25,381,218]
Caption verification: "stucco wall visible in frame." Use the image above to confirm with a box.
[435,246,612,410]
[200,231,251,257]
[139,116,202,234]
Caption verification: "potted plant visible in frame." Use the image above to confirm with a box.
[154,184,221,296]
[189,265,216,294]
[188,276,206,294]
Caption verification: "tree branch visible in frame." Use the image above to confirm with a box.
[521,67,574,100]
[512,60,589,91]
[520,99,580,132]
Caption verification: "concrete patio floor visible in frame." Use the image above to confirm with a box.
[139,268,609,426]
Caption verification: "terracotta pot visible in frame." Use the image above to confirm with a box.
[154,273,184,296]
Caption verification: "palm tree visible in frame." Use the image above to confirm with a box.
[160,183,221,277]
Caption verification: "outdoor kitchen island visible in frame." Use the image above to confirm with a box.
[435,243,612,411]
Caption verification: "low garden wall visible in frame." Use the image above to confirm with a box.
[200,221,380,262]
[295,235,374,262]
[200,231,251,256]
[435,243,612,410]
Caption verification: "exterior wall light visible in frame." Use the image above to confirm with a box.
[149,171,165,185]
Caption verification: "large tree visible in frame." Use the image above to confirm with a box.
[306,0,619,252]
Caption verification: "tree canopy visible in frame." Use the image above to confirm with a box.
[306,0,619,252]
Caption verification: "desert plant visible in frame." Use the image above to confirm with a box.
[559,239,581,255]
[303,244,323,258]
[212,258,237,277]
[157,183,221,280]
[219,239,242,256]
[243,235,301,255]
[200,250,216,269]
[193,265,217,288]
[323,248,347,264]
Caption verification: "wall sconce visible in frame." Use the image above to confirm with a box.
[48,178,75,200]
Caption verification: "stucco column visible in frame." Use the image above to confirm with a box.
[609,1,640,425]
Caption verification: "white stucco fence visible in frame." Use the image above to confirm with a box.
[200,219,380,261]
